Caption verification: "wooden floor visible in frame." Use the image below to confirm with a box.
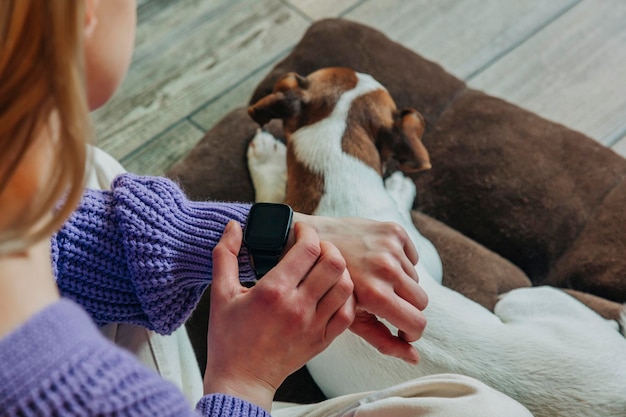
[93,0,626,176]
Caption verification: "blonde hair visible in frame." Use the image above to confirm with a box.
[0,1,91,254]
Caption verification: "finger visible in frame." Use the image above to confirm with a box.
[315,268,354,322]
[387,222,419,266]
[404,238,419,266]
[401,255,420,283]
[393,269,429,312]
[356,271,428,343]
[377,222,419,280]
[211,221,244,300]
[373,295,427,342]
[350,311,420,364]
[299,241,346,300]
[325,291,357,343]
[272,222,321,286]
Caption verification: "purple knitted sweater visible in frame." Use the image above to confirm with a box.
[53,174,256,334]
[0,174,273,416]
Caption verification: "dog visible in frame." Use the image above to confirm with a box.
[246,67,626,417]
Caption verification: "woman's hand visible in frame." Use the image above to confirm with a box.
[292,214,428,364]
[204,221,356,411]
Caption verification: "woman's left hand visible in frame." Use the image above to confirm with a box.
[293,213,428,364]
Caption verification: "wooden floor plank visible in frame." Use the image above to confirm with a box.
[343,0,577,79]
[92,0,308,161]
[118,54,290,177]
[119,119,205,176]
[286,0,361,20]
[469,0,626,145]
[613,136,626,159]
[190,53,288,131]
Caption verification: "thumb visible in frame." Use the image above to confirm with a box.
[211,220,243,299]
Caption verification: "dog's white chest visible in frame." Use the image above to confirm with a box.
[292,73,391,215]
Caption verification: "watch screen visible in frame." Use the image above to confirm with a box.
[245,203,293,247]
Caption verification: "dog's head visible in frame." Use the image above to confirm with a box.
[248,67,431,175]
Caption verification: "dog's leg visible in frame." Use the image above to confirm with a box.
[385,171,416,222]
[496,286,620,331]
[385,171,444,283]
[247,129,287,203]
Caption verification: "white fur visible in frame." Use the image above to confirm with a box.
[247,128,287,204]
[247,74,626,417]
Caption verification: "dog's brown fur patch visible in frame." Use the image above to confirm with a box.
[342,89,396,175]
[284,150,324,214]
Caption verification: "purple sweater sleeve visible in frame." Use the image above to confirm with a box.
[0,299,271,417]
[51,174,256,334]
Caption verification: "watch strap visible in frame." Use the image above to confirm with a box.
[250,252,281,278]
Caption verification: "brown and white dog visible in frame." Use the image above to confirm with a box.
[246,67,626,417]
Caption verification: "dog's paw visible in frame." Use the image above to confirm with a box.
[385,171,416,212]
[496,286,613,326]
[247,129,286,166]
[247,129,287,203]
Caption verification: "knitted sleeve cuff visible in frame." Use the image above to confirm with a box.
[196,394,272,417]
[52,174,255,334]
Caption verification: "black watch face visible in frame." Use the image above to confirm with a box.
[244,203,293,249]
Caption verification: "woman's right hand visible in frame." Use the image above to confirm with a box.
[204,220,356,412]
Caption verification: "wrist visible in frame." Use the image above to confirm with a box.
[292,212,338,242]
[287,212,308,249]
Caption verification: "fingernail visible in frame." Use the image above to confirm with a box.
[224,220,234,233]
[403,356,419,365]
[403,347,420,365]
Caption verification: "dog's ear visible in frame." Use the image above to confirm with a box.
[391,108,431,174]
[248,92,300,126]
[248,73,308,126]
[274,72,310,91]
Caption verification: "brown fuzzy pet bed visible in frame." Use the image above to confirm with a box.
[167,19,626,403]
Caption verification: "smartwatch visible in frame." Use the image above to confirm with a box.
[243,203,294,278]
